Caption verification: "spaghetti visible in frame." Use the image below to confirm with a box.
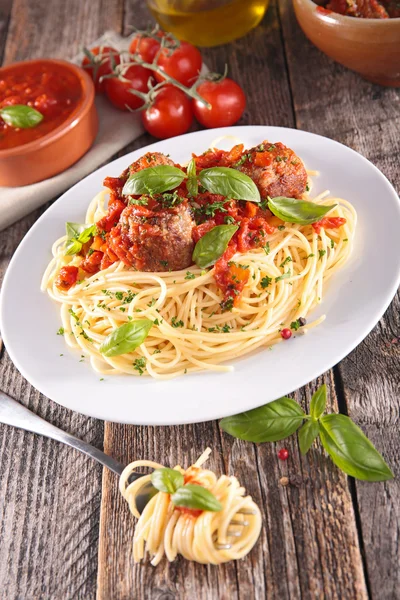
[41,142,356,380]
[119,448,262,565]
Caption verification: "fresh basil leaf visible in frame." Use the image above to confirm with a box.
[220,397,306,443]
[192,225,238,269]
[171,484,222,512]
[319,414,393,481]
[310,384,327,420]
[66,222,87,240]
[268,196,337,225]
[151,468,184,494]
[65,239,83,256]
[0,104,43,128]
[186,158,198,197]
[78,224,97,244]
[65,223,96,256]
[122,165,186,196]
[199,167,260,202]
[299,420,320,455]
[99,319,153,357]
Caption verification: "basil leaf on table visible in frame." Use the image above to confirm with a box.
[192,224,238,269]
[171,484,222,512]
[122,165,186,196]
[220,397,306,443]
[268,196,337,225]
[319,414,393,481]
[99,319,153,357]
[199,167,261,202]
[310,384,327,420]
[151,468,184,494]
[0,104,43,128]
[298,420,320,455]
[186,158,198,197]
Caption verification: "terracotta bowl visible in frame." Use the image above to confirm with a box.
[293,0,400,87]
[0,59,98,187]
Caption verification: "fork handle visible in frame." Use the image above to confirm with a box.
[0,390,125,476]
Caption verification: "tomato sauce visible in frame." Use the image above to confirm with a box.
[0,62,82,150]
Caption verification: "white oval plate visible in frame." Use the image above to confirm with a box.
[1,126,400,425]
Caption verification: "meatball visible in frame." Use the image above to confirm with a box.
[236,141,308,199]
[103,152,176,197]
[108,199,196,272]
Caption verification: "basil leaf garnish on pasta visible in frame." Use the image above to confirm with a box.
[268,196,337,225]
[186,158,198,197]
[198,167,261,202]
[65,223,96,256]
[220,385,393,482]
[0,104,43,128]
[220,397,306,442]
[99,319,153,357]
[319,415,393,481]
[192,224,238,269]
[122,165,186,196]
[151,468,184,494]
[171,484,222,512]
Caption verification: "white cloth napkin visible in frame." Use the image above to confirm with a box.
[0,31,144,231]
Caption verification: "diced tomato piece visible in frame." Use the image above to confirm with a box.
[214,244,249,309]
[97,196,126,232]
[312,217,346,234]
[253,151,273,167]
[80,251,103,274]
[55,265,78,291]
[175,506,203,518]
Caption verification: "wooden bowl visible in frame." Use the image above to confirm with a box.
[0,59,98,187]
[293,0,400,87]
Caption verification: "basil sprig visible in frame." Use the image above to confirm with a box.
[151,467,222,512]
[199,167,261,202]
[65,222,96,255]
[220,385,393,482]
[172,485,222,512]
[0,104,43,129]
[99,319,153,357]
[151,468,184,494]
[192,225,238,269]
[186,158,198,197]
[268,196,337,225]
[122,165,186,196]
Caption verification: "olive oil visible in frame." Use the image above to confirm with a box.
[147,0,270,47]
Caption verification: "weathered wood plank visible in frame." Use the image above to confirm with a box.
[0,1,124,598]
[279,1,400,598]
[0,0,12,62]
[97,2,367,599]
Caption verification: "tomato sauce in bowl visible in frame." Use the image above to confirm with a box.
[0,62,82,150]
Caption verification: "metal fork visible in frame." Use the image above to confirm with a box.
[0,390,252,546]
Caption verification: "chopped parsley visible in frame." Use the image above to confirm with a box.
[153,349,161,354]
[147,297,156,307]
[279,256,292,268]
[171,316,184,328]
[306,253,315,258]
[57,327,65,336]
[133,357,146,376]
[267,144,276,152]
[224,215,236,225]
[306,184,310,192]
[318,249,326,260]
[330,239,335,249]
[263,242,270,255]
[185,271,195,280]
[115,291,124,301]
[278,225,285,231]
[290,319,301,331]
[260,275,272,289]
[275,270,291,283]
[160,260,169,268]
[220,297,234,312]
[129,196,148,206]
[160,190,183,207]
[198,200,227,217]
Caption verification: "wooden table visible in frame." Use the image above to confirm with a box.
[0,1,399,598]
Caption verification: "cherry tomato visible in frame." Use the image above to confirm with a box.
[105,65,153,111]
[142,86,193,140]
[155,42,202,87]
[193,78,246,128]
[129,32,164,63]
[82,46,120,94]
